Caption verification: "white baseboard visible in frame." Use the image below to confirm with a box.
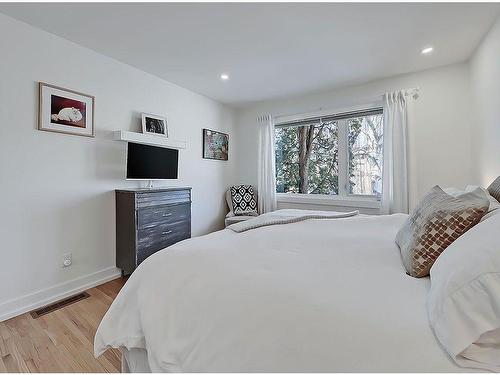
[0,267,121,322]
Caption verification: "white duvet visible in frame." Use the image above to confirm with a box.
[94,212,476,372]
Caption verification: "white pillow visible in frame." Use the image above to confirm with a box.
[428,211,500,371]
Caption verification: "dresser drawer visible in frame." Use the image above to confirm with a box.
[137,220,190,252]
[136,222,190,265]
[138,203,190,230]
[136,190,191,209]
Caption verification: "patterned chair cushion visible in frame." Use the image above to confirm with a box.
[395,185,489,278]
[230,185,258,216]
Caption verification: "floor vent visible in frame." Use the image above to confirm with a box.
[30,292,91,318]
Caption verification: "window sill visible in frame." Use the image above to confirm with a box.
[276,193,381,209]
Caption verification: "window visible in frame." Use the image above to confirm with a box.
[275,108,383,198]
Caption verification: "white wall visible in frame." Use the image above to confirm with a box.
[0,14,236,319]
[234,63,478,210]
[470,16,500,187]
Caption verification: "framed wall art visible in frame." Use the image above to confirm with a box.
[142,113,168,137]
[203,128,228,161]
[38,82,94,137]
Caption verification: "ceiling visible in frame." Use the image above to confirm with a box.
[1,3,499,107]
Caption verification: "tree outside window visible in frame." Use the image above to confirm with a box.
[275,110,383,197]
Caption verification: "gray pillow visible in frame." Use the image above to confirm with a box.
[395,186,489,278]
[487,176,500,203]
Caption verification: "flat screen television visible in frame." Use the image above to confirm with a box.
[126,142,178,180]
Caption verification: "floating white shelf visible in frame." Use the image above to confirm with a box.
[113,130,187,150]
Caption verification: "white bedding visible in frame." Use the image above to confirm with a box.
[95,212,482,372]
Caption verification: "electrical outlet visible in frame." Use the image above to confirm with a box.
[62,253,72,268]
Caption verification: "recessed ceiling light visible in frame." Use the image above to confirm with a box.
[421,47,434,55]
[220,73,229,81]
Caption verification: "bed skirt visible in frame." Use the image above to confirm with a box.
[121,348,151,373]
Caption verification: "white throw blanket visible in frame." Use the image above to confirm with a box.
[228,209,359,232]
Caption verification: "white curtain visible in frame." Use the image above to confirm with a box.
[381,90,416,214]
[257,114,277,213]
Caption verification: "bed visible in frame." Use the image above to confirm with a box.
[94,212,489,372]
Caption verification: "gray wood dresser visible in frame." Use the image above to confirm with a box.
[115,187,191,275]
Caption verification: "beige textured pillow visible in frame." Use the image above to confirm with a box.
[395,186,489,278]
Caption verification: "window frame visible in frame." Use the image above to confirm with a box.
[274,103,383,207]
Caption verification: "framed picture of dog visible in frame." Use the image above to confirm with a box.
[38,82,95,137]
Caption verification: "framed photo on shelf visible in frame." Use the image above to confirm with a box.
[38,82,95,137]
[142,113,168,137]
[203,128,229,161]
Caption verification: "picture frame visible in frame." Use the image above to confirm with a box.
[203,128,229,161]
[141,113,168,137]
[39,82,95,137]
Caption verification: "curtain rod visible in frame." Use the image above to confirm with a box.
[272,87,419,121]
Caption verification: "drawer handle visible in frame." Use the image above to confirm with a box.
[162,213,172,217]
[162,230,173,235]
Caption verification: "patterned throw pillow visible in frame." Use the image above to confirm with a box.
[395,186,489,278]
[230,185,258,216]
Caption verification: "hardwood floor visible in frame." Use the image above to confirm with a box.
[0,278,127,373]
